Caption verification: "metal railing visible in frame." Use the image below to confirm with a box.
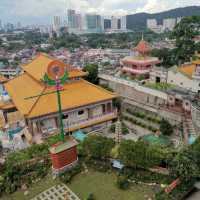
[41,110,118,134]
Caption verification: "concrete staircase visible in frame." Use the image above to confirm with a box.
[183,114,197,144]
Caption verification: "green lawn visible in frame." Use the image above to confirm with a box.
[2,170,154,200]
[68,170,154,200]
[1,174,61,200]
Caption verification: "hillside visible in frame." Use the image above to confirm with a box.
[126,6,200,31]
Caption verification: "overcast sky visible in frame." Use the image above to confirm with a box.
[0,0,200,25]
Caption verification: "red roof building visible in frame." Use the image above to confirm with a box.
[121,38,160,77]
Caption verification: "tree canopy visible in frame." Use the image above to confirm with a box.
[172,16,200,64]
[151,48,177,68]
[119,140,166,169]
[160,119,173,136]
[170,139,200,180]
[82,135,115,159]
[50,33,82,49]
[83,63,99,84]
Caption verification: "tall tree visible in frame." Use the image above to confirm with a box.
[160,119,173,136]
[170,144,200,180]
[172,16,200,64]
[83,135,115,159]
[83,63,99,84]
[119,140,165,169]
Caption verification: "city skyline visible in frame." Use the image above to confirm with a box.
[0,0,200,25]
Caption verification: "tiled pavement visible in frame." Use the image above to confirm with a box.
[31,184,80,200]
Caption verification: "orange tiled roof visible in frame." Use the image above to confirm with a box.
[28,79,117,118]
[178,64,196,78]
[134,39,151,54]
[0,74,8,83]
[22,53,87,81]
[193,59,200,65]
[0,101,16,110]
[5,67,116,118]
[5,73,44,115]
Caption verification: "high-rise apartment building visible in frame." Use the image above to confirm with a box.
[163,18,176,31]
[147,19,157,30]
[86,14,102,33]
[53,16,61,33]
[110,16,127,31]
[0,20,2,30]
[67,9,82,33]
[147,17,181,33]
[111,16,118,30]
[104,19,111,30]
[121,16,127,30]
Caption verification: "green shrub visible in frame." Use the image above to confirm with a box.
[110,124,116,133]
[122,124,129,135]
[87,193,95,200]
[121,167,173,184]
[59,163,82,184]
[77,142,86,157]
[160,119,173,136]
[86,159,111,172]
[116,175,129,190]
[126,109,161,124]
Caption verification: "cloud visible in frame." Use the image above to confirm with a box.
[136,0,200,13]
[0,0,199,25]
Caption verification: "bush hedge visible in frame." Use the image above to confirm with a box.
[123,115,158,133]
[126,109,161,124]
[59,163,82,184]
[116,175,130,190]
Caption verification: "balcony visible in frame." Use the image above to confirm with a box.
[41,110,118,136]
[122,67,150,75]
[66,110,118,132]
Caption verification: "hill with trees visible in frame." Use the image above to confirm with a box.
[127,6,200,31]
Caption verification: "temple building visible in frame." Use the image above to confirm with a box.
[149,53,200,93]
[121,38,160,78]
[1,53,117,142]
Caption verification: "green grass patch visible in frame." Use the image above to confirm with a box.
[145,82,174,91]
[1,174,61,200]
[3,169,154,200]
[67,169,154,200]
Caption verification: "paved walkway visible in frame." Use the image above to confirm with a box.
[186,191,200,200]
[31,184,80,200]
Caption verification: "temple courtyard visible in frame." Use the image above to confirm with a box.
[2,169,154,200]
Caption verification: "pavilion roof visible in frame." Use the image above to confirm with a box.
[121,56,160,65]
[134,39,152,55]
[178,64,196,79]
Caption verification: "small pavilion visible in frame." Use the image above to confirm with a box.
[121,37,160,78]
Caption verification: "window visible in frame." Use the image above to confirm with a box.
[62,114,68,119]
[171,80,173,83]
[78,110,84,115]
[156,77,161,83]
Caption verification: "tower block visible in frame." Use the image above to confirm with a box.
[49,137,78,175]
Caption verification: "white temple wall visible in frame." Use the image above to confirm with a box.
[167,71,193,91]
